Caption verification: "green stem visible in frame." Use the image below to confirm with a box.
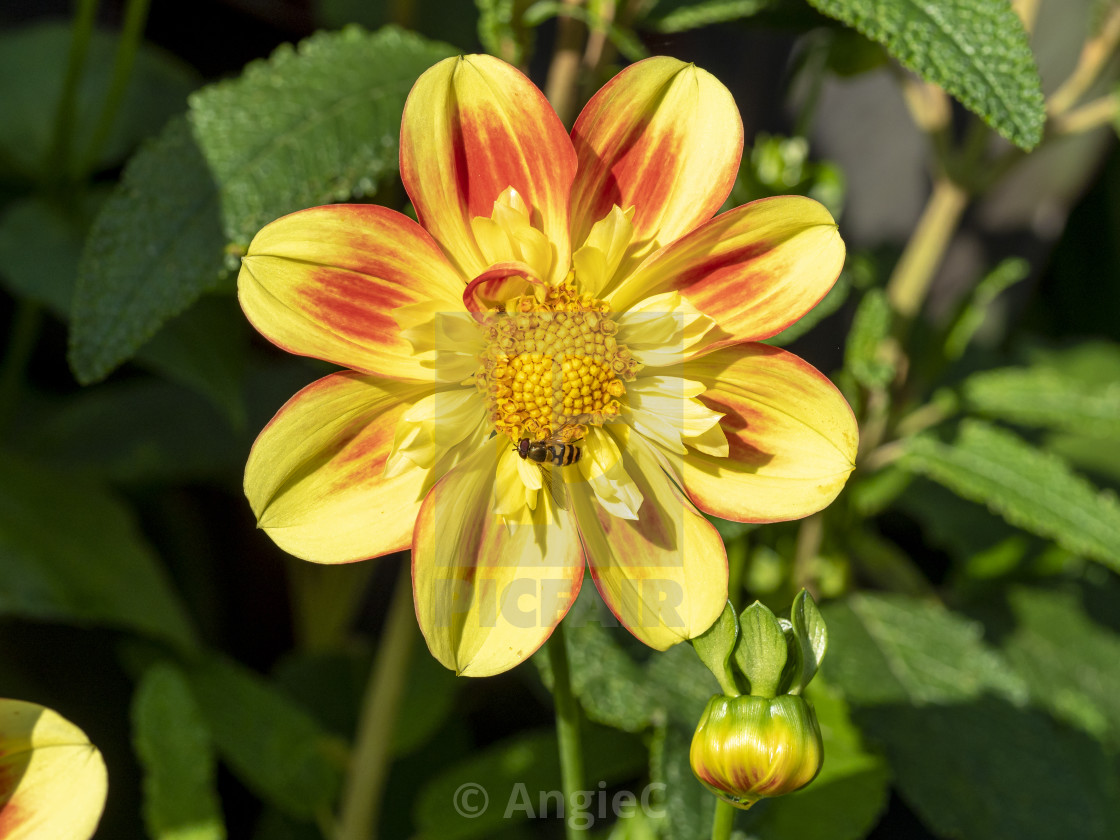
[547,623,585,838]
[47,0,99,184]
[335,566,416,840]
[711,798,735,840]
[77,0,151,179]
[0,302,44,436]
[884,176,969,326]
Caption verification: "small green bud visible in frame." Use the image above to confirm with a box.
[689,693,823,809]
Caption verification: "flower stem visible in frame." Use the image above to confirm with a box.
[544,0,587,127]
[547,623,586,838]
[77,0,151,179]
[884,176,969,325]
[47,0,99,185]
[335,565,416,840]
[711,798,735,840]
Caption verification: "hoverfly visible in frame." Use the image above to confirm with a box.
[516,423,583,511]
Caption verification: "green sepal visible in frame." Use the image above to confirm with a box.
[788,589,828,694]
[734,601,788,698]
[691,601,741,696]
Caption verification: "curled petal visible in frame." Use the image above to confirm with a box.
[0,700,107,840]
[612,196,845,344]
[683,344,858,522]
[615,291,718,367]
[385,387,489,476]
[570,57,743,264]
[246,372,432,563]
[463,261,546,319]
[624,376,725,456]
[413,440,585,676]
[577,425,642,520]
[238,204,465,379]
[401,55,576,284]
[576,427,727,650]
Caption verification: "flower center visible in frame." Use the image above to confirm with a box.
[475,273,641,444]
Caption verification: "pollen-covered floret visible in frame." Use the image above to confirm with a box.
[476,273,642,442]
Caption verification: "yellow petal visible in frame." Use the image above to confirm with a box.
[683,344,858,521]
[238,204,465,379]
[413,440,585,676]
[610,196,845,344]
[570,57,742,265]
[401,55,576,284]
[623,376,724,455]
[615,291,718,367]
[574,427,727,650]
[246,372,433,563]
[571,205,635,296]
[0,700,107,840]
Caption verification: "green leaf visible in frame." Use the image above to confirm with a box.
[650,724,711,840]
[70,115,227,384]
[867,698,1120,840]
[999,585,1120,747]
[137,297,249,430]
[188,25,457,247]
[132,663,226,840]
[413,725,647,839]
[821,592,1027,706]
[844,287,894,389]
[963,367,1120,439]
[0,22,199,179]
[17,378,244,484]
[0,193,106,316]
[641,0,774,33]
[0,452,197,650]
[690,601,740,696]
[804,0,1045,150]
[943,257,1029,359]
[901,420,1120,573]
[185,656,346,821]
[535,590,666,732]
[735,601,788,697]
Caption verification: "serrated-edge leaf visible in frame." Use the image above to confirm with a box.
[962,366,1120,438]
[821,592,1028,706]
[132,663,226,840]
[188,25,458,245]
[0,451,197,649]
[901,420,1120,572]
[806,0,1045,149]
[844,286,894,388]
[185,656,345,820]
[70,115,226,384]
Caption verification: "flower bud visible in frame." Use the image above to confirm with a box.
[689,693,823,809]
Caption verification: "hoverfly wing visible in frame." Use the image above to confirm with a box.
[540,465,569,512]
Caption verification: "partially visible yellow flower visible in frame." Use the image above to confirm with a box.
[239,54,857,676]
[0,699,107,839]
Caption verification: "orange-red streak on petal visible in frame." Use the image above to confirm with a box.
[569,56,743,256]
[401,55,576,283]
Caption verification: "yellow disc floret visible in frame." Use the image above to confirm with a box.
[476,273,641,442]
